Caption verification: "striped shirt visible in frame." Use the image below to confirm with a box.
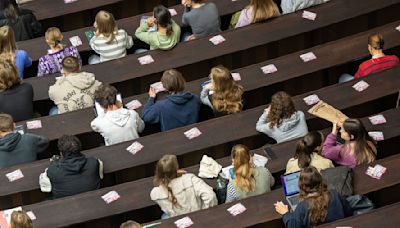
[355,55,399,78]
[89,29,133,62]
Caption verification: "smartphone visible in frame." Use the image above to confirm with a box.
[85,30,95,42]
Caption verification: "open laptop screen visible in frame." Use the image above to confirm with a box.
[282,171,301,196]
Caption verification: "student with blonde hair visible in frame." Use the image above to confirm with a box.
[151,154,217,218]
[234,0,280,28]
[37,27,81,77]
[200,65,243,116]
[0,25,31,78]
[9,210,33,228]
[120,220,141,228]
[225,144,274,202]
[89,10,133,64]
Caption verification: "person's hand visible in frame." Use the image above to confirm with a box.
[331,121,339,135]
[204,82,214,91]
[187,34,196,41]
[265,106,271,114]
[181,0,191,7]
[177,169,187,175]
[274,201,289,215]
[147,17,156,27]
[148,87,156,98]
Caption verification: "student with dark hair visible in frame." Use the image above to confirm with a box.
[285,131,333,174]
[0,59,33,121]
[135,5,181,50]
[142,69,200,131]
[0,113,49,169]
[322,119,377,168]
[39,135,103,199]
[275,166,352,227]
[48,56,101,115]
[91,84,144,146]
[181,0,220,40]
[151,154,217,218]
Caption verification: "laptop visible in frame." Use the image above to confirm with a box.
[281,171,301,211]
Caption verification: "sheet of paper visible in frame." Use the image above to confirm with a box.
[303,94,320,105]
[352,80,370,92]
[126,100,142,110]
[150,82,166,93]
[368,114,386,125]
[26,120,42,130]
[138,55,154,65]
[253,154,268,167]
[69,36,82,47]
[260,64,278,74]
[300,52,317,62]
[209,35,226,45]
[168,9,178,16]
[227,203,247,216]
[101,191,120,204]
[184,127,202,140]
[302,10,317,21]
[126,142,144,155]
[368,131,384,141]
[231,73,241,81]
[6,169,24,182]
[174,216,194,228]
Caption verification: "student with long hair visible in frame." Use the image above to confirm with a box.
[37,27,81,77]
[151,154,217,218]
[0,25,31,78]
[225,144,274,202]
[322,119,377,168]
[135,5,181,50]
[256,91,308,143]
[89,10,133,64]
[286,131,334,174]
[235,0,280,28]
[281,0,329,15]
[275,166,352,227]
[9,210,33,228]
[200,66,243,116]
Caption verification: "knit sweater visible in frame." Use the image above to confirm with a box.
[322,133,356,168]
[37,46,81,77]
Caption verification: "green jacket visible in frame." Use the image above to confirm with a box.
[135,20,181,50]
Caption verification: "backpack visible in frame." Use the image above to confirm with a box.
[321,166,353,197]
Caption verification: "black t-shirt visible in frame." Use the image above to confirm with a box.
[0,83,33,122]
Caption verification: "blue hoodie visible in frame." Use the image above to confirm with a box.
[142,92,200,131]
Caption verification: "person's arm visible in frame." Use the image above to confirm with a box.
[98,159,104,179]
[256,110,271,134]
[276,201,304,228]
[322,133,343,161]
[225,182,237,203]
[37,57,46,77]
[23,51,32,68]
[134,111,145,133]
[200,87,213,108]
[282,212,303,228]
[266,168,275,187]
[123,30,134,49]
[235,8,252,28]
[191,175,218,208]
[135,21,152,44]
[39,168,52,192]
[90,118,102,133]
[141,97,160,124]
[181,7,191,26]
[32,134,50,154]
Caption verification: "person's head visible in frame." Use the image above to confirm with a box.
[45,27,65,50]
[120,220,141,228]
[0,0,18,10]
[299,166,329,226]
[61,56,80,75]
[0,113,14,135]
[161,69,185,94]
[154,154,180,205]
[340,118,377,165]
[153,5,173,35]
[4,3,18,21]
[58,135,82,157]
[367,34,384,55]
[250,0,280,23]
[9,210,33,228]
[94,10,117,44]
[0,58,20,91]
[94,84,118,109]
[268,91,296,128]
[231,144,255,193]
[294,131,324,169]
[0,26,17,61]
[209,66,243,114]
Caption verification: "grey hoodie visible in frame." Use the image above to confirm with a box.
[91,108,145,146]
[256,110,308,143]
[48,72,102,114]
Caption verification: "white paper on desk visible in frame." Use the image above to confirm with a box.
[209,35,226,45]
[126,100,142,110]
[101,190,120,204]
[368,114,386,125]
[26,120,42,129]
[6,169,24,182]
[261,64,278,74]
[303,94,320,105]
[138,55,154,65]
[150,82,166,93]
[352,80,369,92]
[396,25,400,32]
[227,203,247,216]
[252,154,268,167]
[302,10,317,21]
[64,0,78,3]
[300,52,317,62]
[368,131,384,141]
[26,211,36,220]
[69,36,82,47]
[184,127,202,140]
[174,216,194,228]
[126,141,144,155]
[231,73,241,81]
[168,9,178,16]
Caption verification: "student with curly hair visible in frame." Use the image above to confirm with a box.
[256,91,308,143]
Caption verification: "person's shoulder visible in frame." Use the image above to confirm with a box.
[386,55,400,61]
[16,50,28,57]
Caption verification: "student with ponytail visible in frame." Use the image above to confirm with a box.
[151,154,217,218]
[275,166,352,227]
[225,144,274,203]
[286,131,333,174]
[135,5,181,51]
[37,27,81,77]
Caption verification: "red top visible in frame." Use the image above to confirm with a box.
[355,55,399,78]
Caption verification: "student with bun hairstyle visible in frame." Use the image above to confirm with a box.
[285,131,334,174]
[235,0,280,28]
[225,144,274,202]
[151,154,217,218]
[322,119,377,168]
[135,5,181,50]
[200,66,243,117]
[89,10,133,64]
[275,166,352,227]
[37,27,81,77]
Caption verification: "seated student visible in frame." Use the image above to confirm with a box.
[10,210,33,228]
[48,56,101,115]
[91,84,144,146]
[234,0,280,28]
[142,69,200,131]
[120,220,141,228]
[275,166,352,227]
[0,0,34,19]
[135,5,181,50]
[200,66,243,117]
[339,34,400,83]
[225,144,275,203]
[0,4,41,41]
[37,27,81,77]
[256,91,308,143]
[322,119,377,168]
[286,131,334,174]
[0,59,33,121]
[89,10,133,64]
[0,25,32,78]
[151,154,218,218]
[0,113,49,169]
[181,0,220,40]
[281,0,329,15]
[39,135,103,199]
